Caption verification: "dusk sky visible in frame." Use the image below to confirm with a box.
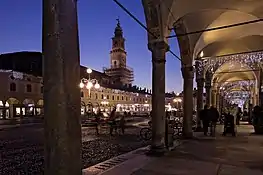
[0,0,184,92]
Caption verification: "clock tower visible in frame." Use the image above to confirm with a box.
[104,19,134,86]
[110,19,126,68]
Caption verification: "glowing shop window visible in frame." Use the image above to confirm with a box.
[16,108,21,115]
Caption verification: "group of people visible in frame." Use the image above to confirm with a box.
[199,105,245,136]
[200,105,220,136]
[108,107,127,136]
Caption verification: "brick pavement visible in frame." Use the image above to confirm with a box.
[98,125,263,175]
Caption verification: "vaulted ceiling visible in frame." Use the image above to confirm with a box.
[142,0,263,61]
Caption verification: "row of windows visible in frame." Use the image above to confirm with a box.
[9,83,43,93]
[8,82,148,102]
[81,91,149,102]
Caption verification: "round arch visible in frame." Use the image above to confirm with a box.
[7,98,20,105]
[37,99,44,106]
[23,99,35,106]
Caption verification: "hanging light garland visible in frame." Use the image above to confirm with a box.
[195,51,263,76]
[218,80,254,92]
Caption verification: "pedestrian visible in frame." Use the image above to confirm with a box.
[200,105,209,136]
[109,107,117,136]
[95,109,102,135]
[209,106,219,137]
[223,110,236,136]
[236,107,242,125]
[119,111,126,134]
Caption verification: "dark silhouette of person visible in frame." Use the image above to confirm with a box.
[223,110,235,136]
[109,107,117,136]
[236,107,242,125]
[120,111,126,134]
[209,106,219,137]
[95,109,102,135]
[200,105,209,136]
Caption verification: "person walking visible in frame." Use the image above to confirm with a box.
[200,105,209,136]
[209,106,219,137]
[95,109,102,135]
[236,107,242,125]
[109,107,117,136]
[119,111,126,135]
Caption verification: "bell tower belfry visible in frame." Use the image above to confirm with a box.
[104,19,134,86]
[110,19,126,68]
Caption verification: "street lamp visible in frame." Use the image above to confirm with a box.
[173,98,182,109]
[79,68,100,98]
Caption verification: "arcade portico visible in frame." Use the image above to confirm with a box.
[42,0,263,173]
[142,0,263,154]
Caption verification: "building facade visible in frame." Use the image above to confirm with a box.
[0,20,151,119]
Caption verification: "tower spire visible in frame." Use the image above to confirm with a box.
[116,17,120,27]
[114,17,123,37]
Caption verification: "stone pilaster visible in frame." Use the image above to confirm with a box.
[181,65,194,138]
[148,41,168,155]
[43,0,82,174]
[196,78,204,129]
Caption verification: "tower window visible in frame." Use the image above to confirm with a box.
[114,61,117,66]
[41,86,43,93]
[26,84,32,92]
[10,83,16,92]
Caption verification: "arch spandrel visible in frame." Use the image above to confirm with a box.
[142,0,170,44]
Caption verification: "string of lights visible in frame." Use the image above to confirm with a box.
[196,50,263,76]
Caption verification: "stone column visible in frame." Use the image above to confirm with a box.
[181,65,194,138]
[43,1,82,174]
[205,84,211,106]
[148,41,168,155]
[196,78,204,129]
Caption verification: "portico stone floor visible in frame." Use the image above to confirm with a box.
[100,125,263,175]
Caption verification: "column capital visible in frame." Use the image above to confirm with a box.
[148,41,169,64]
[148,41,169,52]
[181,65,194,79]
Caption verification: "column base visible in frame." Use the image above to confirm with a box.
[146,144,166,157]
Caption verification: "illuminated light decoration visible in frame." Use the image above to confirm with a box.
[217,80,255,94]
[195,51,263,76]
[86,68,92,74]
[94,83,100,89]
[79,82,84,88]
